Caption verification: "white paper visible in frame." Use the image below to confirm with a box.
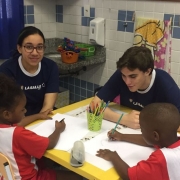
[67,148,113,171]
[84,152,113,171]
[84,129,154,168]
[31,113,90,151]
[65,105,88,119]
[66,106,154,170]
[29,106,155,172]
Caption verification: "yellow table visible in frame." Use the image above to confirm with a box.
[31,98,131,180]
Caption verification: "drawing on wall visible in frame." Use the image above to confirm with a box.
[133,18,171,73]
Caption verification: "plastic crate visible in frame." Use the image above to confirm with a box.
[75,43,95,57]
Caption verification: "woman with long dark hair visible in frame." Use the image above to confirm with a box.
[0,26,59,124]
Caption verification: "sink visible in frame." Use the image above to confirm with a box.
[45,53,61,58]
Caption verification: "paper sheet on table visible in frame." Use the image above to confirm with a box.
[84,127,154,167]
[67,148,113,171]
[30,106,154,171]
[31,113,90,151]
[65,105,154,170]
[66,108,126,143]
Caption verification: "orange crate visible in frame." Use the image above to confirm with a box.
[60,51,79,64]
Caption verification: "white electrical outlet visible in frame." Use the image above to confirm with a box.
[84,5,90,17]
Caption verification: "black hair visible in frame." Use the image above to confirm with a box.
[140,103,180,133]
[116,46,154,74]
[0,74,24,111]
[13,26,45,58]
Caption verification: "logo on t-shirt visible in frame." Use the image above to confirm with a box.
[22,83,45,90]
[129,99,144,108]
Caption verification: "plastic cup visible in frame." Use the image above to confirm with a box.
[87,112,103,131]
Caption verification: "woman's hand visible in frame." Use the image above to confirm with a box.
[18,109,54,127]
[38,109,54,120]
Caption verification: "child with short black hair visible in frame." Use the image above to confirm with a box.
[0,73,82,180]
[96,103,180,180]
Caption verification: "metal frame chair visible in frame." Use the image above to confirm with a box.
[0,153,15,180]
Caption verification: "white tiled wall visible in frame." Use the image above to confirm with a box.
[24,0,180,87]
[24,0,57,38]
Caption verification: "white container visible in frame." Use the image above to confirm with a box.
[89,17,105,46]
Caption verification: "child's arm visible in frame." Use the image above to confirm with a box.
[96,149,130,180]
[108,130,152,147]
[47,120,65,149]
[17,109,53,127]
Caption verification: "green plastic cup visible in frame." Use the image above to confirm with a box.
[87,112,103,131]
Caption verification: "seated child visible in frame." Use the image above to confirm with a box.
[96,103,180,180]
[0,74,82,180]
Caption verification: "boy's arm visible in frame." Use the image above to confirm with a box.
[91,96,140,129]
[108,130,152,147]
[121,134,151,147]
[47,120,65,149]
[96,149,130,180]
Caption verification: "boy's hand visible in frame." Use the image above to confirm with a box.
[96,149,116,161]
[108,129,122,141]
[55,120,66,133]
[122,110,140,129]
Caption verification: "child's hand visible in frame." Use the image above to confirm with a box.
[55,120,66,133]
[108,129,122,141]
[96,149,116,161]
